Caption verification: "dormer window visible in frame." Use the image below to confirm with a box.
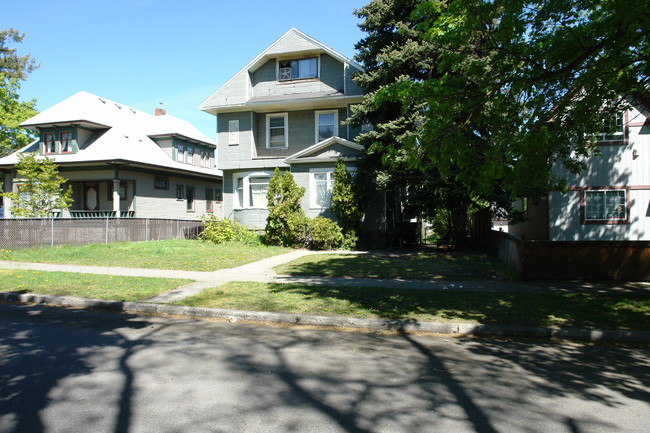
[60,131,73,153]
[278,58,318,81]
[44,132,56,154]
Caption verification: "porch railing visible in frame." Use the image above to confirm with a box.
[69,210,135,218]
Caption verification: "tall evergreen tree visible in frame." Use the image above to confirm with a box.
[350,0,479,248]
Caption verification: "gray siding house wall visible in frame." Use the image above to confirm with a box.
[201,28,370,230]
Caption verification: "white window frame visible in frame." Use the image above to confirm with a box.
[596,111,625,142]
[315,110,339,142]
[233,172,273,209]
[309,166,357,209]
[266,113,288,149]
[584,189,627,222]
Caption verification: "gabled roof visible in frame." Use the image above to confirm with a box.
[199,28,364,113]
[284,136,364,164]
[1,92,220,178]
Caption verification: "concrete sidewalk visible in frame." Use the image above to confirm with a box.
[2,249,650,304]
[2,251,650,342]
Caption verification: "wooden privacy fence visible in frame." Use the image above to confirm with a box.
[0,218,204,251]
[488,230,650,280]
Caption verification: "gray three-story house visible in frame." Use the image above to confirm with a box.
[200,28,381,230]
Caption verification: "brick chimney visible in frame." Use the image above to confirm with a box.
[154,102,166,116]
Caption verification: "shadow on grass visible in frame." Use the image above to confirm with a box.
[267,283,650,330]
[277,250,515,281]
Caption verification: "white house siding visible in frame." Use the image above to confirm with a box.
[548,107,650,240]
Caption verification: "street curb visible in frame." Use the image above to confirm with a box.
[2,292,649,343]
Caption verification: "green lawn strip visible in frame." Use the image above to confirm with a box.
[174,282,650,330]
[273,252,516,281]
[0,239,289,271]
[0,269,189,302]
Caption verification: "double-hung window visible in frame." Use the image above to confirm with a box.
[315,110,338,141]
[310,169,334,209]
[234,173,271,209]
[44,132,56,154]
[278,58,317,81]
[205,188,214,212]
[267,114,288,148]
[177,144,185,162]
[186,186,195,211]
[584,189,627,222]
[60,131,73,153]
[249,177,269,208]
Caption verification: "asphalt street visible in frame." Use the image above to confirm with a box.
[0,303,648,433]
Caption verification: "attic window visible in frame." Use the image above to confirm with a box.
[278,58,317,81]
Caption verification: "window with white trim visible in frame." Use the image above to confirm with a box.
[234,173,272,209]
[278,58,317,81]
[266,114,288,148]
[597,112,624,142]
[315,110,338,141]
[310,169,334,208]
[584,189,626,221]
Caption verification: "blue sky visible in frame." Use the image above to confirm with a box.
[2,0,368,138]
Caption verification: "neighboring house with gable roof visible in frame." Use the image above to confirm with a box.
[200,28,386,231]
[0,91,222,219]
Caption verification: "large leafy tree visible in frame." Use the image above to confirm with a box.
[1,28,38,157]
[2,152,72,217]
[350,0,479,248]
[383,0,650,201]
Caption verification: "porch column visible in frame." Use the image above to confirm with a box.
[112,179,120,218]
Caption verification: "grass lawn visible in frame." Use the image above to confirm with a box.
[174,282,650,330]
[0,239,289,271]
[0,269,189,302]
[274,250,516,280]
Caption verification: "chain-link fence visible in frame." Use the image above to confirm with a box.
[0,218,204,251]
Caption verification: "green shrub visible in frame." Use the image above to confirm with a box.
[331,157,363,248]
[200,215,260,245]
[265,168,307,247]
[306,217,343,250]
